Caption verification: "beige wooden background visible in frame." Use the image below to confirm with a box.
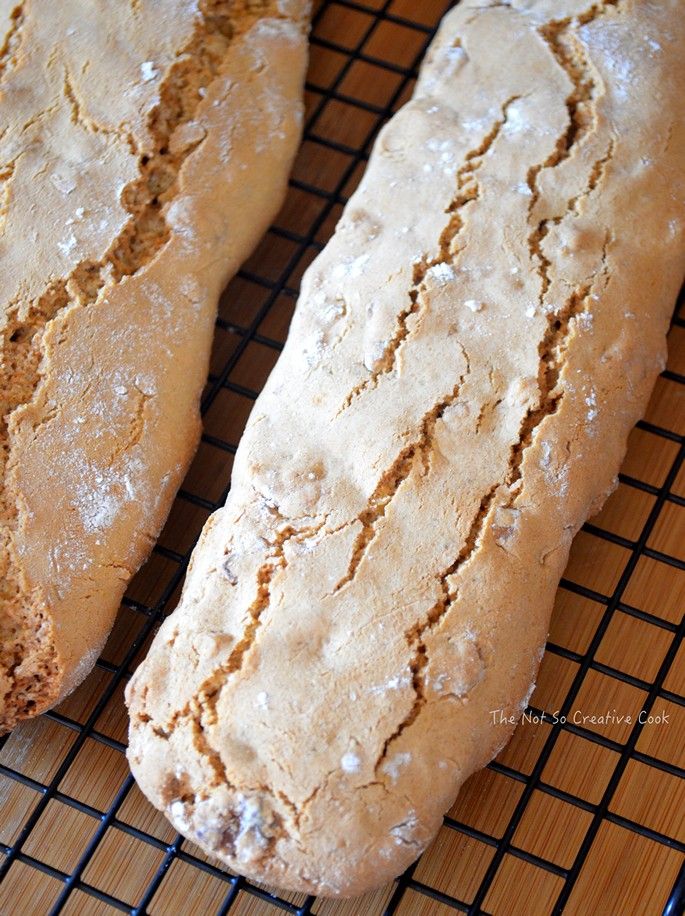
[1,1,684,913]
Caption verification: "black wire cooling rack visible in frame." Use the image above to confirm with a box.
[1,1,684,913]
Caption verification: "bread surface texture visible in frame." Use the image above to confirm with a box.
[126,0,685,897]
[0,0,309,731]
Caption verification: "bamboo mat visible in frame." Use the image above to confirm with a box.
[1,2,683,914]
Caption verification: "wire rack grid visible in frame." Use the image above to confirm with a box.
[0,1,684,914]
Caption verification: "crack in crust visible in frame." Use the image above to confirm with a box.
[197,523,320,729]
[0,0,284,731]
[375,0,623,768]
[0,156,19,236]
[62,66,139,156]
[107,385,152,464]
[375,252,609,768]
[0,3,24,84]
[151,517,328,856]
[527,0,621,302]
[151,515,327,754]
[337,95,520,416]
[332,353,469,594]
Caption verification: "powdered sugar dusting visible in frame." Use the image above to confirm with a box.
[369,672,411,694]
[331,253,370,280]
[381,752,412,783]
[585,388,598,430]
[426,262,455,286]
[582,22,636,102]
[57,232,77,257]
[539,439,570,499]
[340,752,361,774]
[75,480,120,532]
[141,61,158,82]
[50,172,76,195]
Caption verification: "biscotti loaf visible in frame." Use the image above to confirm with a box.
[0,1,309,732]
[127,0,685,897]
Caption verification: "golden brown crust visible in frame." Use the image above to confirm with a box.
[126,0,685,898]
[0,0,309,730]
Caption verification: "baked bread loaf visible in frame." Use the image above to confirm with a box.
[126,0,685,897]
[0,1,309,732]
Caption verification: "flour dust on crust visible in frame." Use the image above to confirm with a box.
[0,0,310,731]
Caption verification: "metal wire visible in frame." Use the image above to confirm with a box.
[1,1,684,913]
